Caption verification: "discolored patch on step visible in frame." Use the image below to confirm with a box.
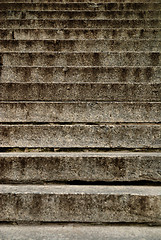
[150,53,160,66]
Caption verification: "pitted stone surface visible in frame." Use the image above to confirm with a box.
[0,185,160,223]
[0,152,160,183]
[0,0,161,233]
[0,124,161,148]
[1,102,161,122]
[0,225,161,240]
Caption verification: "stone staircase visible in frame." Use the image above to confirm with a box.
[0,0,161,239]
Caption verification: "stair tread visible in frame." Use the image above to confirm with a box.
[0,184,160,194]
[1,151,161,157]
[0,225,161,240]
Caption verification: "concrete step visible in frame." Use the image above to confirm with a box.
[1,0,161,2]
[1,52,161,66]
[0,124,160,148]
[0,152,160,183]
[0,83,160,102]
[0,184,160,223]
[0,40,160,52]
[0,2,160,11]
[1,102,160,123]
[0,225,161,240]
[0,19,160,28]
[0,28,161,40]
[1,10,160,20]
[1,66,161,83]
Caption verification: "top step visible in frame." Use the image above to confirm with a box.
[0,2,160,10]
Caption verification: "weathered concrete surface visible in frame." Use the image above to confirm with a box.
[1,0,161,2]
[0,10,160,20]
[0,185,160,223]
[0,40,160,52]
[0,225,161,240]
[0,152,160,183]
[1,66,161,83]
[0,102,160,123]
[1,29,160,40]
[0,124,160,148]
[1,52,160,66]
[0,83,160,101]
[0,3,160,11]
[0,19,160,28]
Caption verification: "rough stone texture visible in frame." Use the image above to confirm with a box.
[0,102,161,123]
[0,19,160,28]
[0,40,160,52]
[0,83,160,102]
[0,225,161,240]
[1,66,161,83]
[0,0,160,230]
[0,3,160,11]
[1,52,160,66]
[1,66,160,83]
[1,0,161,2]
[0,124,160,148]
[0,10,160,20]
[0,29,160,40]
[0,152,160,183]
[0,185,160,223]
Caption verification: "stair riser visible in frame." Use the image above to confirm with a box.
[1,52,161,66]
[0,20,160,28]
[0,188,160,223]
[1,29,160,40]
[0,40,160,52]
[1,67,161,83]
[0,3,160,11]
[0,153,160,183]
[0,125,160,148]
[0,83,160,102]
[1,102,160,123]
[0,11,160,20]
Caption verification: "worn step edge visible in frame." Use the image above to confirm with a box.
[0,83,160,102]
[0,40,160,52]
[0,152,160,183]
[0,225,161,240]
[0,28,161,40]
[0,20,160,28]
[0,124,161,148]
[0,102,161,123]
[0,184,160,223]
[1,66,160,83]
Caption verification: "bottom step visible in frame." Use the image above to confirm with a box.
[0,185,160,224]
[0,225,160,240]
